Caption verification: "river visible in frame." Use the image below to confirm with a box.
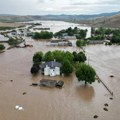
[0,21,120,120]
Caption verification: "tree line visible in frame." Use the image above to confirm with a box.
[32,50,96,86]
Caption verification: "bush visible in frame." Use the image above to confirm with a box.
[33,31,53,39]
[33,51,43,64]
[76,63,96,86]
[31,64,40,74]
[61,59,73,75]
[0,44,5,50]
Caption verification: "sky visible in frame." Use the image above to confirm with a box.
[0,0,120,15]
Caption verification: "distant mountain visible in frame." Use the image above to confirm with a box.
[32,11,120,22]
[85,13,120,28]
[0,15,34,22]
[0,11,120,28]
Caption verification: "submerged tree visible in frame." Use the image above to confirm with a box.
[0,44,5,50]
[33,51,43,64]
[75,63,96,86]
[61,59,73,75]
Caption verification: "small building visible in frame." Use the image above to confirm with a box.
[41,61,61,76]
[47,39,72,46]
[88,40,104,44]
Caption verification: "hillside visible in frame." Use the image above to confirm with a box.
[0,11,120,28]
[88,13,120,28]
[0,15,34,22]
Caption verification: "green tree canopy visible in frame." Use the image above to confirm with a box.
[0,44,5,50]
[73,51,86,63]
[52,50,64,62]
[61,59,73,75]
[43,51,54,62]
[75,63,96,86]
[76,40,86,47]
[33,31,53,39]
[76,29,87,39]
[33,51,43,64]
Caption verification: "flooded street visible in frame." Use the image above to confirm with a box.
[0,21,120,120]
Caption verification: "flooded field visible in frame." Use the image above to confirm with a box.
[0,21,120,120]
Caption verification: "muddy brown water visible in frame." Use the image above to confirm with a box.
[0,39,120,120]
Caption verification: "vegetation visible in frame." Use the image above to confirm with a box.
[0,26,15,31]
[43,51,54,62]
[31,64,40,74]
[88,35,104,40]
[54,27,87,39]
[33,51,43,64]
[73,51,87,63]
[33,31,53,39]
[76,39,86,47]
[75,63,96,86]
[76,29,87,39]
[0,44,5,50]
[61,59,73,75]
[7,37,23,45]
[111,29,120,44]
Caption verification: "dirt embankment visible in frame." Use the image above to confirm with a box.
[0,22,26,27]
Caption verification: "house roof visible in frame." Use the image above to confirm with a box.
[41,61,61,69]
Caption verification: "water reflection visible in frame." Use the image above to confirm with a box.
[76,85,95,101]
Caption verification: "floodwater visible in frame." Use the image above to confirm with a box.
[27,20,91,38]
[0,22,120,120]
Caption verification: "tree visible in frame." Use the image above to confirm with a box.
[75,63,96,86]
[8,37,18,45]
[44,51,54,62]
[33,51,43,64]
[33,31,53,39]
[73,52,87,63]
[76,29,87,39]
[31,64,40,74]
[76,40,86,47]
[52,50,64,62]
[64,51,74,63]
[61,59,73,75]
[0,44,5,50]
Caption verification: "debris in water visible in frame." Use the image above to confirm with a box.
[93,115,98,119]
[110,75,114,78]
[10,80,13,82]
[109,97,113,100]
[15,105,19,110]
[15,105,24,111]
[104,103,109,107]
[103,108,108,111]
[18,107,23,111]
[23,92,27,95]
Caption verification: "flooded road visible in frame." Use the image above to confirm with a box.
[0,21,120,120]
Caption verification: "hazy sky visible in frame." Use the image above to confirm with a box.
[0,0,120,15]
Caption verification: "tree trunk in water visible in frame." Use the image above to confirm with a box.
[85,81,87,87]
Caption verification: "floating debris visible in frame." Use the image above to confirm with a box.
[18,107,23,111]
[104,103,109,107]
[22,92,27,95]
[10,80,13,82]
[15,105,24,111]
[93,115,98,119]
[15,105,19,110]
[110,75,114,78]
[109,97,113,100]
[31,83,38,86]
[103,108,108,111]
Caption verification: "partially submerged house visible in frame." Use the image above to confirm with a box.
[88,40,104,44]
[41,61,61,76]
[47,39,72,46]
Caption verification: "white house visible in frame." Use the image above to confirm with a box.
[41,61,61,76]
